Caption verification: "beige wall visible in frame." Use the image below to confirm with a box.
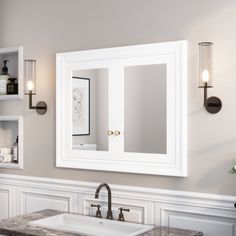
[0,0,236,196]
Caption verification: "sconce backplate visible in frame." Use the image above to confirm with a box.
[36,101,47,115]
[206,96,222,114]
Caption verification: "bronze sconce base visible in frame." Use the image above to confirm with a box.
[203,86,222,114]
[205,96,222,114]
[35,101,47,115]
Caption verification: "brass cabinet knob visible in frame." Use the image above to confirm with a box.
[107,130,113,136]
[114,130,121,136]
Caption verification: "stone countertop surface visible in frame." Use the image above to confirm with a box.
[0,209,203,236]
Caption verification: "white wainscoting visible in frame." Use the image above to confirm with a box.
[0,174,236,236]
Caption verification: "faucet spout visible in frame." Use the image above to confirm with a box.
[94,183,113,220]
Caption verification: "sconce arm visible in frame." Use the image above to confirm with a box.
[204,85,208,107]
[28,91,37,109]
[28,91,47,115]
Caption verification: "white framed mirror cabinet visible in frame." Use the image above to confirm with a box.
[56,40,187,176]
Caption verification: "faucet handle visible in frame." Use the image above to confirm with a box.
[118,207,130,222]
[91,204,102,218]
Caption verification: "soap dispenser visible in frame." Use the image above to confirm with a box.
[0,60,10,95]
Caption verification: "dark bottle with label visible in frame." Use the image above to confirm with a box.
[7,78,18,94]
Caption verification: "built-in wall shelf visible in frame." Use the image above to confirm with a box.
[0,116,23,169]
[0,46,24,100]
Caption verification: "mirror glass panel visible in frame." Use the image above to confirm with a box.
[124,64,167,154]
[72,68,109,151]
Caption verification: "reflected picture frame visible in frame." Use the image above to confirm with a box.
[72,77,90,136]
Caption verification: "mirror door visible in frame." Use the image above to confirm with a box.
[123,63,167,155]
[72,68,109,152]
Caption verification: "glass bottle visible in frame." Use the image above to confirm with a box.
[7,78,18,94]
[0,60,10,95]
[12,136,18,163]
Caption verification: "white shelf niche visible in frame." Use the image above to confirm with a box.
[0,116,23,169]
[0,46,24,100]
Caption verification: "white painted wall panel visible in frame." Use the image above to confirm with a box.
[0,174,236,236]
[0,190,9,220]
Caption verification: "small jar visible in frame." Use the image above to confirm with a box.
[7,78,18,94]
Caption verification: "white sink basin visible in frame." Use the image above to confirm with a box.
[29,213,153,236]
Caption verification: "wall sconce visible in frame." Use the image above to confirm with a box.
[25,60,47,115]
[199,42,222,114]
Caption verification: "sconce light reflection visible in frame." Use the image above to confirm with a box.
[199,42,222,114]
[25,60,47,115]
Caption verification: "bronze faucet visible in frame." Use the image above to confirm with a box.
[91,204,102,218]
[118,207,130,222]
[95,183,113,220]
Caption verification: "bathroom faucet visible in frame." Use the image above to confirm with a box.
[94,183,113,220]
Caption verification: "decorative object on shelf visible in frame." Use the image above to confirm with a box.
[0,116,23,169]
[72,77,90,135]
[12,136,18,163]
[0,60,10,95]
[0,147,11,155]
[0,46,24,100]
[0,147,13,163]
[25,60,47,115]
[0,136,19,164]
[7,78,18,94]
[0,154,12,163]
[199,42,222,114]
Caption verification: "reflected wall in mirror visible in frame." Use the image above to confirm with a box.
[124,64,167,154]
[72,69,109,152]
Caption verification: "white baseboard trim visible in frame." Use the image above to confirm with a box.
[0,174,236,236]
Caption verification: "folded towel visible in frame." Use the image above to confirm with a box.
[0,154,13,162]
[0,147,12,155]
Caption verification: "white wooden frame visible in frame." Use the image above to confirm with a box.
[0,46,24,100]
[0,116,24,169]
[56,41,187,176]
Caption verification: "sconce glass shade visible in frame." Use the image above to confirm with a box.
[199,42,213,88]
[25,60,36,95]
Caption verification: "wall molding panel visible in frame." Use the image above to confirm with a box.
[18,186,78,215]
[0,174,236,236]
[0,184,16,220]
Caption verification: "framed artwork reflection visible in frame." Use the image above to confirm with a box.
[72,77,90,136]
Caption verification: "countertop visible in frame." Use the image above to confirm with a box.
[0,209,203,236]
